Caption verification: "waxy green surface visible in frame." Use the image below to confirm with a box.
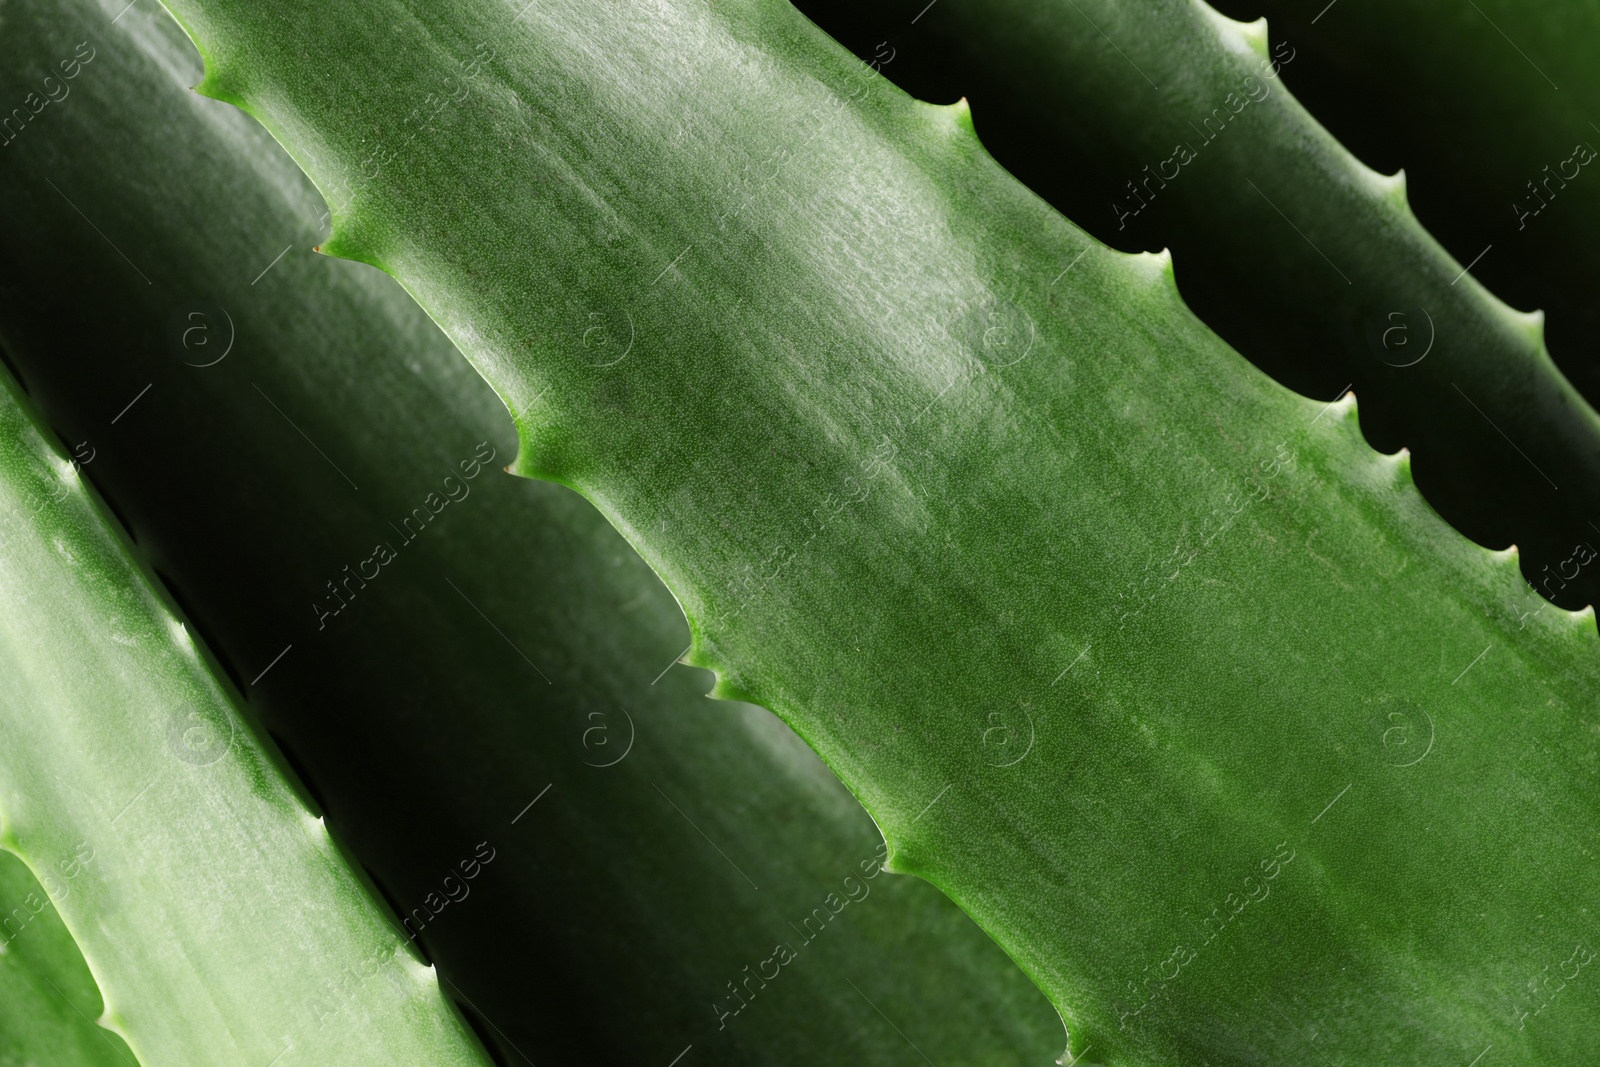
[0,1,1061,1062]
[148,0,1600,1062]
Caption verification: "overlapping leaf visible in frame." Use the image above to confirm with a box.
[0,365,487,1064]
[0,851,133,1066]
[1215,0,1600,409]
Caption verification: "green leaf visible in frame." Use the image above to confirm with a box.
[0,850,134,1066]
[1210,0,1600,405]
[0,367,487,1065]
[0,2,1061,1062]
[147,0,1600,1062]
[794,0,1600,610]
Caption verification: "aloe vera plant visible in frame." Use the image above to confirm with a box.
[0,361,488,1064]
[0,2,1060,1063]
[123,0,1600,1062]
[796,0,1600,612]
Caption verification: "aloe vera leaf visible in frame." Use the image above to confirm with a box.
[0,366,488,1066]
[1209,0,1600,410]
[0,2,1062,1063]
[151,0,1600,1062]
[0,850,134,1066]
[795,0,1600,612]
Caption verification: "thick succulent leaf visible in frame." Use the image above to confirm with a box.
[1211,0,1600,410]
[0,365,487,1065]
[152,0,1600,1063]
[0,2,1061,1063]
[795,0,1600,612]
[0,850,134,1065]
